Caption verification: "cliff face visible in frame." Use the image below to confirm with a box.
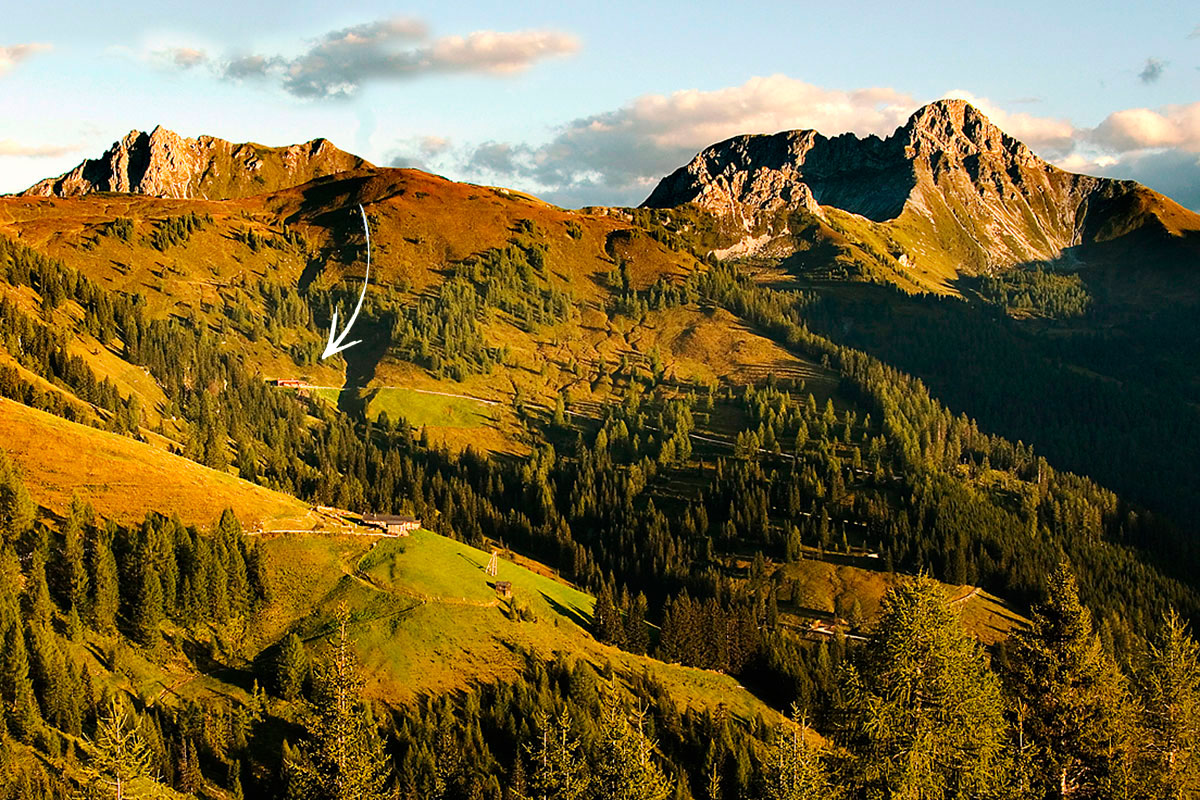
[643,127,910,223]
[24,126,372,200]
[642,99,1188,282]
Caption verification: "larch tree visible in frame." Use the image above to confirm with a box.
[85,698,155,800]
[593,677,672,800]
[300,602,393,800]
[520,708,591,800]
[762,707,835,800]
[838,575,1009,799]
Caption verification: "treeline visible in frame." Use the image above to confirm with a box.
[4,230,1196,655]
[0,295,142,433]
[3,225,1197,689]
[975,265,1092,318]
[145,211,213,251]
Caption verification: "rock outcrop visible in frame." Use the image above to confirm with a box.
[25,126,371,200]
[643,99,1180,279]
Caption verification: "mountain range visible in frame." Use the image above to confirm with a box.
[644,98,1200,295]
[2,98,1200,798]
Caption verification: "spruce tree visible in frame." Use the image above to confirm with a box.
[89,524,120,634]
[0,454,34,544]
[26,549,54,630]
[1006,563,1134,799]
[1139,610,1200,799]
[592,586,626,647]
[276,632,309,701]
[132,558,163,649]
[0,547,41,740]
[64,497,90,616]
[624,593,651,655]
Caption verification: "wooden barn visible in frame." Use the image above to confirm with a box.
[361,513,421,536]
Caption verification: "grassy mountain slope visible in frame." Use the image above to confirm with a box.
[0,397,307,527]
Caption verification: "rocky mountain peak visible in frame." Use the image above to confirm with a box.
[900,99,1037,166]
[24,128,371,201]
[642,100,1176,281]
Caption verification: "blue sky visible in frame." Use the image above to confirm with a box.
[2,1,1199,208]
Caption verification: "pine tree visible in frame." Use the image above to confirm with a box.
[1006,563,1134,799]
[1138,610,1200,799]
[838,575,1009,799]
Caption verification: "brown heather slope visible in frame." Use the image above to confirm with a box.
[644,99,1200,297]
[23,125,371,200]
[0,397,308,527]
[0,166,716,455]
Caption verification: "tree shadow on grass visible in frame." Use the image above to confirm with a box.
[540,591,591,630]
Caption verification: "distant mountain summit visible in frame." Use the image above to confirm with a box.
[24,126,371,201]
[644,99,1198,287]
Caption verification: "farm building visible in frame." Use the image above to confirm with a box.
[272,379,310,388]
[361,513,421,535]
[494,581,512,598]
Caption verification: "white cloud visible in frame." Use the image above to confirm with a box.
[0,43,51,76]
[159,17,579,98]
[387,135,456,170]
[387,76,1200,211]
[0,138,76,158]
[457,74,920,205]
[1090,103,1200,152]
[424,30,580,75]
[155,46,209,69]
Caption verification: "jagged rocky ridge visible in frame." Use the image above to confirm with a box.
[24,126,371,201]
[643,99,1189,277]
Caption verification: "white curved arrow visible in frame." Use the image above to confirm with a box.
[321,204,372,360]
